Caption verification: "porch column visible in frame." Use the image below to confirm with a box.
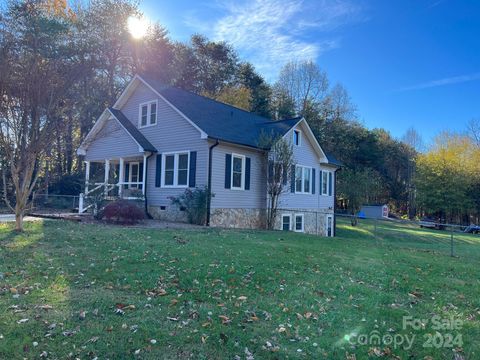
[142,154,147,195]
[104,159,110,197]
[118,158,124,197]
[85,161,90,194]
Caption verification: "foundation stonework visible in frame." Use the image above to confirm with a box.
[275,209,334,235]
[148,205,333,235]
[210,208,267,229]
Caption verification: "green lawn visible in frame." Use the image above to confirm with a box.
[0,219,479,359]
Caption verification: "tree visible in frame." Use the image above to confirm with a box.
[467,118,480,148]
[259,134,295,230]
[276,60,329,116]
[237,62,272,117]
[415,132,476,223]
[213,85,252,111]
[172,34,239,95]
[337,167,385,225]
[402,127,424,152]
[271,85,296,120]
[0,0,85,231]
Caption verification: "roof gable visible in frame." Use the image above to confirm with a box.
[77,108,156,155]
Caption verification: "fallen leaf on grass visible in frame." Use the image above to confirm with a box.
[408,291,422,298]
[87,336,99,343]
[219,315,231,324]
[62,329,76,337]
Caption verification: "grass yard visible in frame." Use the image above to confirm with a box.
[0,219,479,359]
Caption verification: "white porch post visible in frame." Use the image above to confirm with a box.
[104,159,110,197]
[119,158,124,197]
[142,154,147,195]
[85,161,90,194]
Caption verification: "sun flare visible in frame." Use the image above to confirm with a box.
[127,16,149,39]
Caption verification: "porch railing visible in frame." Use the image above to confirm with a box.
[78,181,144,213]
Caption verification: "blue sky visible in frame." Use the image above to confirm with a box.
[140,0,480,143]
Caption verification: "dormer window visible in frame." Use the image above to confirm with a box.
[293,129,301,146]
[139,100,157,128]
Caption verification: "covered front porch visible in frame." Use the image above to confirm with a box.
[78,155,148,213]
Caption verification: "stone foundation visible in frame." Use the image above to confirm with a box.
[210,208,267,229]
[148,205,334,236]
[274,209,334,235]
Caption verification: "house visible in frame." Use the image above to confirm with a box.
[359,204,389,219]
[77,74,340,236]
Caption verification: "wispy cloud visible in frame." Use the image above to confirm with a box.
[396,72,480,92]
[183,0,362,80]
[427,0,447,9]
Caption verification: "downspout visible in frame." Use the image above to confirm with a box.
[206,139,220,226]
[144,152,155,219]
[333,167,341,237]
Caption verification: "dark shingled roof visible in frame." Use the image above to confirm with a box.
[108,108,157,152]
[144,77,302,149]
[324,153,342,167]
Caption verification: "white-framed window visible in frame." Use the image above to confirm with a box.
[231,153,245,190]
[321,170,333,196]
[295,165,312,194]
[326,214,334,237]
[293,129,301,146]
[281,214,292,231]
[294,213,304,232]
[162,152,190,187]
[139,100,158,128]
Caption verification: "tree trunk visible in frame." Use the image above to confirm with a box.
[15,207,24,232]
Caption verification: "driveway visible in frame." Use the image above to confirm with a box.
[0,214,41,222]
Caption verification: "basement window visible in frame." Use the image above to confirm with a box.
[282,214,292,231]
[294,214,304,232]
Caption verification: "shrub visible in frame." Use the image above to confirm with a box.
[170,187,213,225]
[103,200,145,225]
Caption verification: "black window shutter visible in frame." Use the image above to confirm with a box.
[282,165,287,185]
[312,168,316,194]
[225,154,232,189]
[328,172,333,196]
[319,170,323,194]
[245,157,251,190]
[291,165,296,193]
[189,151,197,187]
[155,154,162,187]
[268,160,274,181]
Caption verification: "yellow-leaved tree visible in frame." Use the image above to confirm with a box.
[415,132,480,223]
